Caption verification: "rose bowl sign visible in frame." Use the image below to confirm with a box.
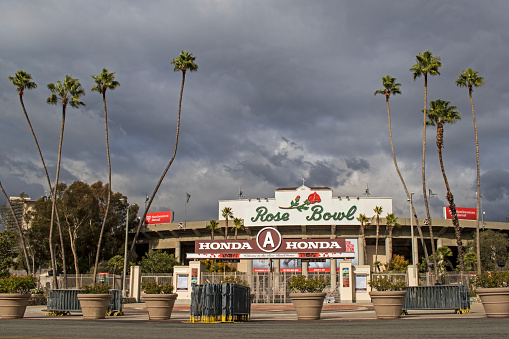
[187,227,355,259]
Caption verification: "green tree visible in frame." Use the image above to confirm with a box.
[107,255,124,275]
[356,213,371,265]
[463,252,477,272]
[91,68,120,279]
[46,75,85,287]
[426,99,464,272]
[206,219,219,240]
[221,207,234,239]
[375,75,430,267]
[385,213,400,267]
[139,250,180,273]
[130,51,198,261]
[0,230,17,277]
[456,68,485,275]
[232,218,244,240]
[373,206,383,266]
[435,246,453,276]
[410,50,442,276]
[59,181,99,287]
[468,230,509,271]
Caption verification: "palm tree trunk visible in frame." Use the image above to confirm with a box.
[93,92,112,278]
[422,74,438,277]
[0,182,31,274]
[469,88,482,275]
[19,95,66,284]
[361,226,367,265]
[129,70,187,263]
[386,97,430,265]
[49,106,67,288]
[388,227,394,267]
[375,217,379,265]
[436,123,465,272]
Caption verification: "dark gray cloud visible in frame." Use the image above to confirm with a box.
[1,0,508,223]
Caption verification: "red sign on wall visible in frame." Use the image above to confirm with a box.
[145,211,174,224]
[444,207,477,220]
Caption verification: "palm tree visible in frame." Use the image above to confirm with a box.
[129,51,198,262]
[410,50,442,276]
[91,68,120,279]
[47,75,85,288]
[374,75,430,267]
[0,181,31,273]
[221,207,234,240]
[456,68,485,275]
[9,70,69,285]
[385,212,400,267]
[206,219,220,240]
[232,217,244,240]
[426,99,465,272]
[356,213,371,265]
[373,206,383,266]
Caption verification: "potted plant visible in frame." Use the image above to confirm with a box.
[0,274,37,319]
[141,281,178,320]
[287,275,330,320]
[475,271,509,318]
[368,276,407,319]
[77,283,112,319]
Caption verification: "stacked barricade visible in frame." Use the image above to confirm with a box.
[47,289,122,313]
[190,283,251,323]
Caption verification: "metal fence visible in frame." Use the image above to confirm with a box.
[46,289,123,313]
[39,274,127,291]
[403,285,470,313]
[190,283,251,322]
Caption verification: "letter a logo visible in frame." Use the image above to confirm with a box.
[256,227,282,253]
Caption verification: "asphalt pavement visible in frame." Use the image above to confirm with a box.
[0,301,506,339]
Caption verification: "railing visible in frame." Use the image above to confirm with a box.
[46,289,123,313]
[403,285,470,313]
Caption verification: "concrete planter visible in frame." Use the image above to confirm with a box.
[476,287,509,318]
[289,292,327,320]
[0,293,31,319]
[369,290,407,319]
[77,293,112,320]
[143,293,178,320]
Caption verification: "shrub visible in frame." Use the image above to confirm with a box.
[79,283,111,294]
[0,275,37,293]
[368,276,407,291]
[475,271,509,288]
[287,275,330,293]
[141,281,174,294]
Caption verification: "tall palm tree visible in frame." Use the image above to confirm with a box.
[385,212,400,267]
[232,217,244,240]
[456,68,485,275]
[426,99,465,272]
[9,70,69,284]
[356,213,371,265]
[46,75,85,288]
[129,51,198,261]
[374,75,430,266]
[221,207,234,240]
[0,181,31,273]
[410,50,442,277]
[91,68,120,279]
[206,219,220,240]
[373,206,383,266]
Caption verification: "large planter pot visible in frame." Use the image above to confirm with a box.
[476,287,509,318]
[143,293,178,320]
[369,290,407,320]
[77,293,112,320]
[289,292,327,320]
[0,293,31,319]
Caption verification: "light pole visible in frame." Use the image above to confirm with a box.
[122,204,133,298]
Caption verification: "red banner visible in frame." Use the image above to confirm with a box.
[145,211,173,224]
[444,207,477,220]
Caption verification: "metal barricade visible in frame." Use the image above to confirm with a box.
[403,285,470,313]
[190,283,251,323]
[47,289,122,313]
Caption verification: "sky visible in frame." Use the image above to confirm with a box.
[1,0,508,224]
